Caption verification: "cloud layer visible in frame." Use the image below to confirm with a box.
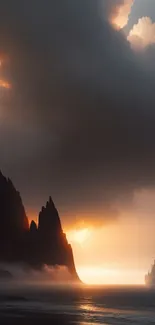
[128,17,155,50]
[0,1,155,225]
[110,0,134,28]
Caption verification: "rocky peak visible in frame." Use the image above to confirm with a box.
[30,220,37,233]
[0,171,29,234]
[0,170,79,281]
[38,196,62,234]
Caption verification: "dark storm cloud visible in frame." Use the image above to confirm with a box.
[0,0,155,225]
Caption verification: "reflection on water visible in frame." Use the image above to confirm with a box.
[0,285,155,324]
[79,323,106,325]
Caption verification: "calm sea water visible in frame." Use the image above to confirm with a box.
[0,284,155,324]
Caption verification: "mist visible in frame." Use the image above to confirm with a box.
[0,263,77,286]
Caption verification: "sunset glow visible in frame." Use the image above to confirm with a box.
[1,1,155,323]
[111,0,133,29]
[77,266,145,285]
[66,208,155,285]
[67,228,92,245]
[128,17,155,50]
[1,0,155,291]
[0,79,11,89]
[0,58,11,89]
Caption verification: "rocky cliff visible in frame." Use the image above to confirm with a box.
[0,171,29,262]
[0,171,79,281]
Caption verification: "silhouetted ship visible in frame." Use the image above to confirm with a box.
[145,261,155,287]
[0,171,79,282]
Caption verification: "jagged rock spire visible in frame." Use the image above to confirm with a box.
[38,196,62,233]
[0,170,79,281]
[30,220,37,233]
[36,196,78,278]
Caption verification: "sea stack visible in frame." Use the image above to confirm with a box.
[0,171,79,281]
[145,261,155,287]
[30,196,79,280]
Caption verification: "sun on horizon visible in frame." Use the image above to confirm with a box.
[66,223,149,286]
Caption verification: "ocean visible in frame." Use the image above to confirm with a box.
[0,284,155,324]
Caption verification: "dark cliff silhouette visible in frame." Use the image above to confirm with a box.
[0,171,79,281]
[0,171,29,262]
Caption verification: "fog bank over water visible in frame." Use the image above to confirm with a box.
[0,263,76,285]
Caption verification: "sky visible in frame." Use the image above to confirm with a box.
[1,0,155,284]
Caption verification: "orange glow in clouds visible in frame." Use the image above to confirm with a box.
[111,0,133,29]
[128,17,155,50]
[0,58,11,89]
[0,79,11,89]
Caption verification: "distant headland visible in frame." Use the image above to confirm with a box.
[0,171,79,281]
